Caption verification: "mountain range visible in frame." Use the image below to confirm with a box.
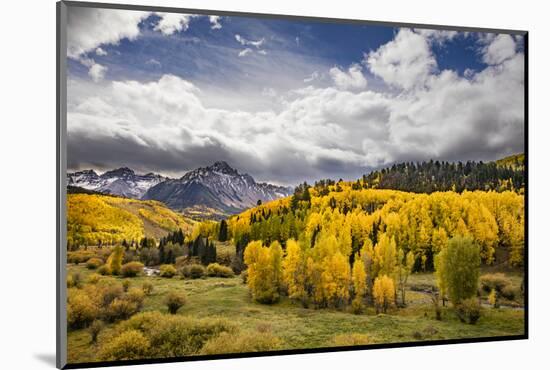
[67,167,166,199]
[67,162,292,217]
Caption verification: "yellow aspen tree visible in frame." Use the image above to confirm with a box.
[431,227,448,254]
[374,233,397,278]
[269,240,284,295]
[360,238,375,304]
[282,239,308,304]
[244,241,281,303]
[351,256,367,313]
[373,275,395,313]
[395,249,415,306]
[107,245,124,275]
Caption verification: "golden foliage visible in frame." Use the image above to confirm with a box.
[373,275,395,313]
[67,194,194,247]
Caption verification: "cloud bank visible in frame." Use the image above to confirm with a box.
[67,24,524,185]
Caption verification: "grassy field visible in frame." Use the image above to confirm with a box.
[66,264,525,364]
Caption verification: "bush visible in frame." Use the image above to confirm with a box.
[86,257,104,270]
[206,263,234,278]
[330,333,370,346]
[455,297,482,324]
[100,285,124,307]
[67,250,96,264]
[126,288,145,310]
[142,282,154,295]
[87,273,101,285]
[175,256,188,268]
[99,330,150,361]
[121,262,144,277]
[181,264,206,279]
[105,298,139,322]
[89,319,104,343]
[122,280,131,292]
[480,273,512,294]
[116,312,235,357]
[159,264,177,278]
[501,285,516,300]
[97,264,112,276]
[200,331,282,355]
[165,291,187,314]
[67,272,82,288]
[67,288,99,329]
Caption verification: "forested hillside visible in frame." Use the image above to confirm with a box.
[229,184,524,271]
[496,153,525,170]
[67,194,195,248]
[357,156,524,194]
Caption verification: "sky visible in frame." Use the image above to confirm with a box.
[66,6,525,186]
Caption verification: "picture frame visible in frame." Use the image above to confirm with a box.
[57,1,528,368]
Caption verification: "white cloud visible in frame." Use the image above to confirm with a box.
[209,15,222,30]
[88,63,108,82]
[146,58,161,67]
[415,29,458,45]
[67,7,149,59]
[258,50,268,55]
[235,34,265,48]
[95,47,107,56]
[482,34,517,65]
[304,71,321,83]
[238,48,253,57]
[365,28,437,90]
[329,64,367,90]
[154,13,197,35]
[261,87,277,98]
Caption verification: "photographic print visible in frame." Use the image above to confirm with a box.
[58,1,526,367]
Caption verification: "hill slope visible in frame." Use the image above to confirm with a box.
[496,153,525,170]
[356,154,524,194]
[67,193,195,247]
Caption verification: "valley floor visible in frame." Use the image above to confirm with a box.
[66,265,525,364]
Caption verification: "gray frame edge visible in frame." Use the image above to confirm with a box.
[56,1,68,369]
[62,0,527,35]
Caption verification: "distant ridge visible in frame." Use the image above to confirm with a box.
[143,161,292,217]
[67,168,167,199]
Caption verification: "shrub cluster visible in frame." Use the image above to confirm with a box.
[87,273,102,285]
[67,250,96,264]
[86,257,104,270]
[480,273,516,300]
[180,264,206,279]
[67,282,146,329]
[455,297,482,324]
[121,262,144,277]
[200,331,282,355]
[165,291,187,314]
[159,264,177,278]
[66,272,83,288]
[206,263,234,278]
[67,288,99,329]
[99,312,236,360]
[97,264,112,276]
[142,282,154,296]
